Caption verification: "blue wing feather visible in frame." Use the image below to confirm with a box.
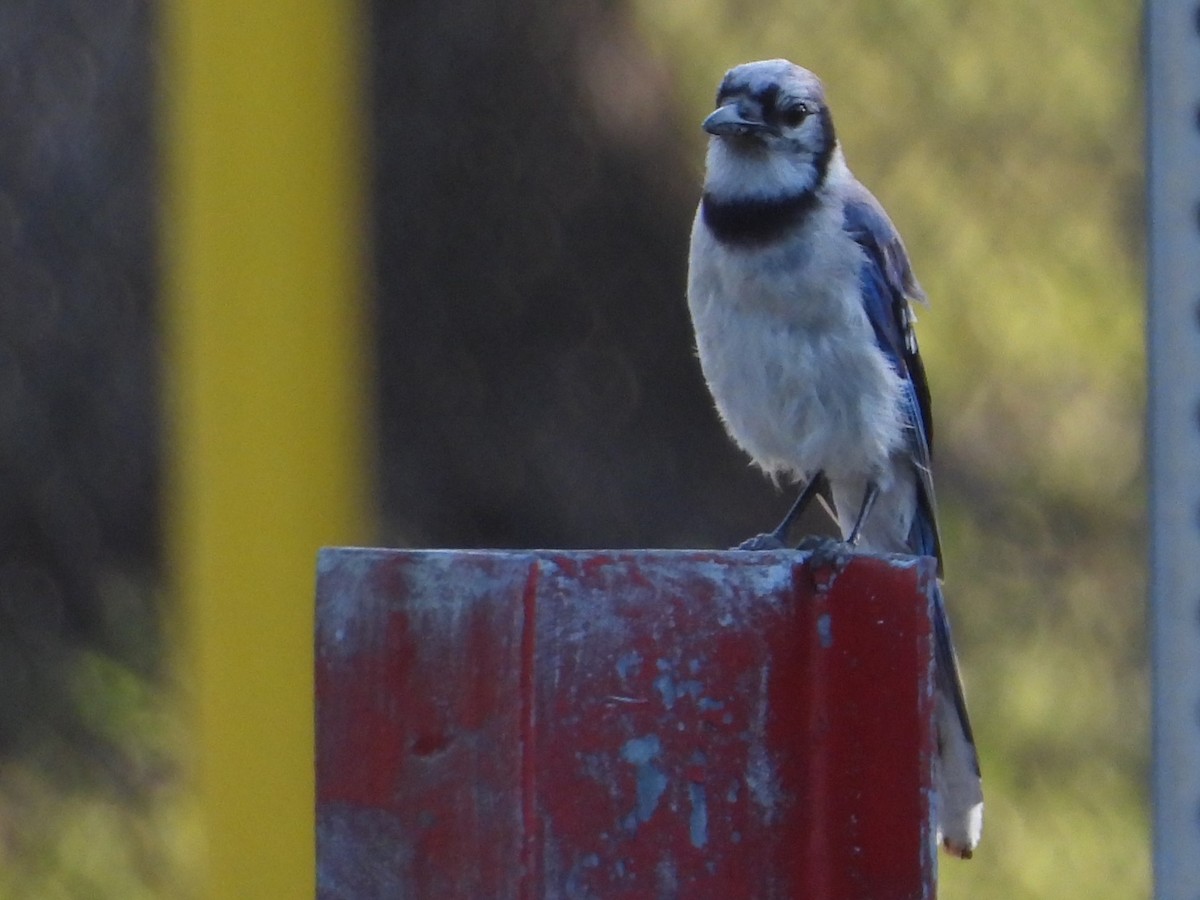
[842,186,943,572]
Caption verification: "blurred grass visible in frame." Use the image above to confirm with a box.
[634,0,1147,896]
[0,578,201,899]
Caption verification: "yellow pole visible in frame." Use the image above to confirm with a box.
[160,3,372,896]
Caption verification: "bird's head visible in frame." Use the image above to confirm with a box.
[701,60,838,200]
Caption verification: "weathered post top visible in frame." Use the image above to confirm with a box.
[315,548,937,899]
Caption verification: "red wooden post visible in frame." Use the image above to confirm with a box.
[315,549,938,899]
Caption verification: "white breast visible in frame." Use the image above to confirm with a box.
[686,201,906,487]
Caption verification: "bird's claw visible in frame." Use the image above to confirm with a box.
[735,532,788,551]
[795,534,851,569]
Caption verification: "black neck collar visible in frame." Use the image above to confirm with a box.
[700,190,819,245]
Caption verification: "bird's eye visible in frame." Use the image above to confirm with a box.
[779,104,809,128]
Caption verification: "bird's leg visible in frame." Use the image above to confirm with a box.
[771,472,826,543]
[797,480,879,570]
[846,481,880,546]
[736,472,826,551]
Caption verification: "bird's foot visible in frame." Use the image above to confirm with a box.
[795,535,852,570]
[734,532,788,552]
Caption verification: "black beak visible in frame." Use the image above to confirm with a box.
[702,103,770,137]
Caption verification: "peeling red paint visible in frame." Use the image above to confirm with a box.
[316,548,936,899]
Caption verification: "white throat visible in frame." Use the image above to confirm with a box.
[703,141,847,203]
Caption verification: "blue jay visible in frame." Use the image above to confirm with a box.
[687,59,983,857]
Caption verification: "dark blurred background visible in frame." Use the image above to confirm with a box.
[371,0,785,553]
[0,0,1145,897]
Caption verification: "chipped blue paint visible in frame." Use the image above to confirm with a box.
[726,780,740,804]
[745,742,779,824]
[746,667,781,823]
[653,659,677,709]
[615,649,642,681]
[652,656,714,715]
[688,782,708,848]
[653,673,676,709]
[817,612,833,648]
[620,735,668,824]
[620,733,660,766]
[655,859,678,895]
[564,851,603,896]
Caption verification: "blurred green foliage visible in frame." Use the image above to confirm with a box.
[635,0,1146,896]
[0,577,199,899]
